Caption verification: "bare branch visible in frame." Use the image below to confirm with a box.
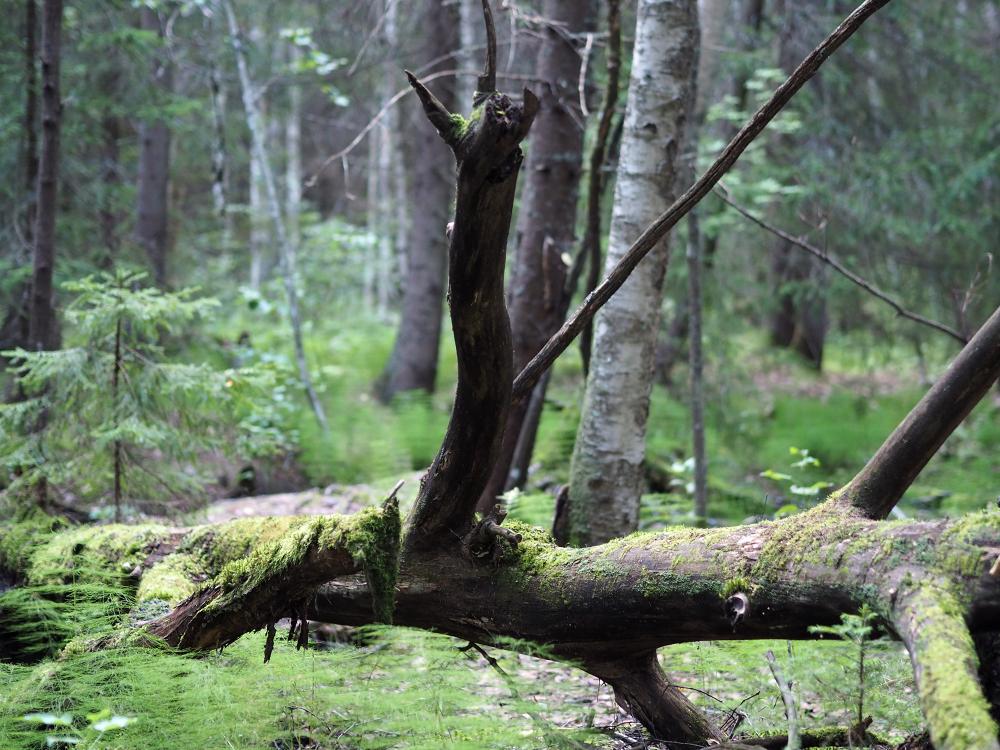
[765,649,801,750]
[512,0,894,401]
[404,69,458,148]
[715,189,967,344]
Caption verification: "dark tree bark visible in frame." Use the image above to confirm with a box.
[0,0,39,354]
[767,2,827,369]
[134,7,172,288]
[378,0,459,402]
[99,75,122,269]
[23,0,39,249]
[476,0,596,510]
[27,0,62,354]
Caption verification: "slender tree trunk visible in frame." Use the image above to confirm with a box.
[768,1,826,369]
[285,42,303,252]
[378,0,458,402]
[248,131,267,291]
[28,0,62,354]
[458,0,483,112]
[1,0,39,354]
[112,314,123,523]
[208,48,231,243]
[135,7,172,288]
[23,0,38,253]
[687,211,707,521]
[223,0,329,433]
[364,1,399,319]
[476,0,596,510]
[364,116,379,313]
[99,71,122,269]
[567,0,699,546]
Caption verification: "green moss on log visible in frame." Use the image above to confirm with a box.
[904,585,999,749]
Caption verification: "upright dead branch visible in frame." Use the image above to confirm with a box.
[512,0,894,401]
[403,0,538,551]
[475,0,497,102]
[840,304,1000,519]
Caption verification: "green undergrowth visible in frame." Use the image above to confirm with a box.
[0,628,602,750]
[661,638,921,744]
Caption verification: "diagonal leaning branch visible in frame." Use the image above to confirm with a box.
[511,0,894,402]
[838,304,1000,520]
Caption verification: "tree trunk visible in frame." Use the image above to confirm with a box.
[378,0,458,401]
[223,0,328,433]
[134,7,172,288]
[208,43,232,244]
[458,0,483,108]
[27,0,62,354]
[1,0,39,354]
[99,71,122,269]
[285,41,303,252]
[687,211,708,522]
[476,0,596,510]
[248,108,267,290]
[767,1,826,369]
[23,0,38,252]
[567,0,699,546]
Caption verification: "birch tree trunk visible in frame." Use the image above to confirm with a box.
[567,0,699,545]
[134,6,172,288]
[223,0,328,432]
[477,0,596,510]
[285,42,303,252]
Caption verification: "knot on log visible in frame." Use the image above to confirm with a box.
[465,504,523,561]
[726,592,750,629]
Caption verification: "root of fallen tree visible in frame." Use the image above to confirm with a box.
[2,2,1000,749]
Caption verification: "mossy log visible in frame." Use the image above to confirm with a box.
[3,497,999,747]
[1,502,400,659]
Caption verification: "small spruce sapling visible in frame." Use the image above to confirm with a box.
[0,270,286,519]
[808,603,882,728]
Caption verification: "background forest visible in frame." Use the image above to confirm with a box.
[0,0,998,748]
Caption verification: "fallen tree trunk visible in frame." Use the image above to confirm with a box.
[3,493,999,746]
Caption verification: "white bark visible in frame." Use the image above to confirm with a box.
[223,0,328,432]
[285,42,303,252]
[568,0,699,545]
